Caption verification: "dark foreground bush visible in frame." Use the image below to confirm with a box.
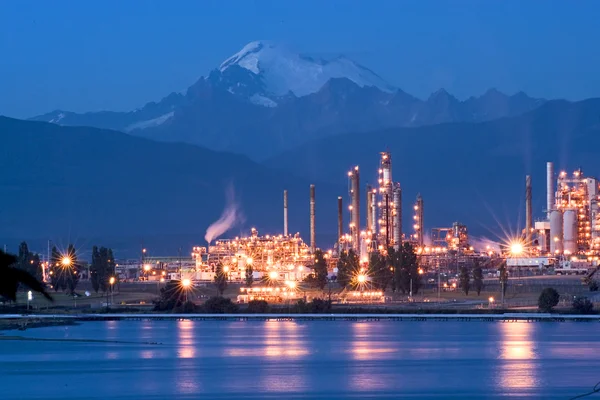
[201,296,239,313]
[572,297,594,314]
[246,300,269,313]
[538,288,560,312]
[293,299,332,313]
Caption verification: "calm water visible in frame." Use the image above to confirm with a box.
[0,320,599,399]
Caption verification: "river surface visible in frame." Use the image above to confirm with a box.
[0,320,599,399]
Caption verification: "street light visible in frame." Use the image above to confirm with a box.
[488,296,495,308]
[109,276,116,305]
[181,278,192,302]
[510,242,524,256]
[61,256,72,267]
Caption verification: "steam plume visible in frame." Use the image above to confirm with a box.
[205,185,242,244]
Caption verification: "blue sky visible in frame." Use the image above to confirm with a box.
[1,0,598,118]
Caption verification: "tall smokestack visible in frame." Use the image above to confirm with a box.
[366,184,373,233]
[393,183,402,250]
[526,175,532,246]
[310,185,316,252]
[283,190,288,236]
[415,194,424,247]
[547,162,554,219]
[337,196,343,244]
[350,166,360,249]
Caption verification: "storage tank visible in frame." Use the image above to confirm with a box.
[563,209,578,254]
[549,210,563,254]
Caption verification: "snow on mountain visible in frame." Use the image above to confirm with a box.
[125,111,174,132]
[219,41,396,98]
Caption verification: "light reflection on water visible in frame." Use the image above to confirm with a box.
[496,322,539,391]
[1,320,599,399]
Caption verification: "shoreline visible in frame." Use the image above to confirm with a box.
[2,311,600,323]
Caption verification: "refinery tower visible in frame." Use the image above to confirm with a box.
[535,162,600,256]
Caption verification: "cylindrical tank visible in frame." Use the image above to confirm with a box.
[563,209,577,254]
[549,210,563,254]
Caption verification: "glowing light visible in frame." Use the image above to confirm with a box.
[510,242,524,255]
[181,278,192,288]
[61,256,72,267]
[143,264,151,272]
[357,274,366,284]
[489,297,494,303]
[109,276,116,285]
[269,271,278,280]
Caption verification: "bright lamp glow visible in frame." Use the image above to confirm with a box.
[269,271,278,280]
[61,256,72,267]
[181,278,192,288]
[510,242,524,255]
[357,274,366,284]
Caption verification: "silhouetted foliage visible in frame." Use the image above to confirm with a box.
[17,242,43,282]
[0,249,52,303]
[589,281,599,292]
[337,249,359,288]
[395,243,420,294]
[459,266,470,296]
[214,262,228,295]
[473,262,484,296]
[572,297,594,314]
[370,252,392,291]
[48,245,81,295]
[308,250,328,290]
[245,265,254,287]
[498,262,508,296]
[153,280,186,311]
[246,299,269,313]
[201,296,239,313]
[293,298,331,313]
[538,288,560,312]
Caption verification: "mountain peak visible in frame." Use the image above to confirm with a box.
[216,40,396,98]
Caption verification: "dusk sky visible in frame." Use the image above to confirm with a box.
[1,0,598,118]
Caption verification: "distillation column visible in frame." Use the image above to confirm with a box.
[283,190,288,236]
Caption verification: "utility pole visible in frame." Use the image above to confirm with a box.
[178,247,182,279]
[437,258,441,300]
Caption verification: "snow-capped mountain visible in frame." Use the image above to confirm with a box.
[30,40,547,159]
[218,41,395,103]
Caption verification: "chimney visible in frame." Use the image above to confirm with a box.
[283,190,288,236]
[310,185,316,252]
[350,166,360,249]
[337,196,343,243]
[547,162,554,219]
[393,184,402,250]
[526,175,532,246]
[366,184,373,233]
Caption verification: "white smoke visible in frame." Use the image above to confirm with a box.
[470,236,502,253]
[204,185,242,244]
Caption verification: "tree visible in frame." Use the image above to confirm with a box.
[498,262,508,297]
[98,247,109,292]
[16,242,42,282]
[214,262,228,296]
[572,297,594,314]
[387,246,402,292]
[337,250,359,288]
[370,252,392,291]
[538,287,560,312]
[245,265,254,287]
[153,280,185,311]
[396,243,419,294]
[473,261,484,296]
[310,249,328,291]
[90,246,101,293]
[246,299,269,313]
[0,249,52,303]
[48,245,80,294]
[459,266,471,296]
[201,296,239,313]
